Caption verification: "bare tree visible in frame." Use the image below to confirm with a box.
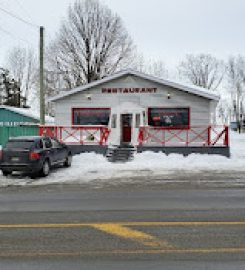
[5,47,37,105]
[226,55,245,131]
[132,53,169,79]
[48,0,134,90]
[0,67,27,107]
[178,54,225,90]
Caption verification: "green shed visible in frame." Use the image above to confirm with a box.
[0,106,40,146]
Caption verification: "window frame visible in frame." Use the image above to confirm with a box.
[148,107,190,129]
[72,108,111,126]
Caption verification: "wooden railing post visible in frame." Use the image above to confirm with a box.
[224,125,229,146]
[138,127,143,146]
[207,126,211,146]
[99,127,103,145]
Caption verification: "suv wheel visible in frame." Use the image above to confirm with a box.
[64,153,72,167]
[2,170,11,176]
[40,160,50,177]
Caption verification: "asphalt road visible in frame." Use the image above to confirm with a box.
[0,184,245,269]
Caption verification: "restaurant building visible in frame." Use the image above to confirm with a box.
[41,70,229,157]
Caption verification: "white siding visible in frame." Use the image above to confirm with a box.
[54,75,217,126]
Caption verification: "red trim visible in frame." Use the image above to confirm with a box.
[148,107,191,130]
[71,108,111,125]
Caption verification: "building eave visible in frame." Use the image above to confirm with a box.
[49,69,220,102]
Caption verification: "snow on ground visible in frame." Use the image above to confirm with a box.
[0,131,245,186]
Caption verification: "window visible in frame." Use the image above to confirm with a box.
[6,140,34,150]
[51,139,61,148]
[43,138,52,149]
[73,108,110,125]
[148,108,190,128]
[37,140,43,149]
[111,114,117,128]
[135,114,140,128]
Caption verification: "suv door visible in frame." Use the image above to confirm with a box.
[51,138,67,163]
[43,137,56,165]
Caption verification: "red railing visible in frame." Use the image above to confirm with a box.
[137,125,229,147]
[39,125,110,145]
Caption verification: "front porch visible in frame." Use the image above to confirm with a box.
[38,125,230,157]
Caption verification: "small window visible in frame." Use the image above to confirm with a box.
[43,138,52,149]
[111,114,117,128]
[52,139,61,148]
[37,140,44,149]
[135,114,140,128]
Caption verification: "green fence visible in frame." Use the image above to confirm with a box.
[0,125,39,147]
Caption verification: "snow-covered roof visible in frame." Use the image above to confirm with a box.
[49,69,219,102]
[0,105,54,123]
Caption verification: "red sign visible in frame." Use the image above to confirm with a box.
[101,87,157,94]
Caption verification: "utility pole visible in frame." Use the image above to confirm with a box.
[39,26,45,125]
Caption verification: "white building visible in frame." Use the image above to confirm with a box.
[45,70,229,157]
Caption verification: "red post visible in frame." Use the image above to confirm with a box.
[138,127,143,146]
[99,127,103,146]
[207,126,211,146]
[224,125,229,146]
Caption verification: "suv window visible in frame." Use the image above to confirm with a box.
[36,140,44,149]
[6,141,34,150]
[51,139,62,148]
[43,138,52,149]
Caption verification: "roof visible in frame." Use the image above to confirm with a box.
[49,69,220,102]
[0,105,54,123]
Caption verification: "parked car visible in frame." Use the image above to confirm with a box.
[0,136,72,178]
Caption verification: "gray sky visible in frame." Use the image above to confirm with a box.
[0,0,245,69]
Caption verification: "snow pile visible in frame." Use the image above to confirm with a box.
[0,131,245,186]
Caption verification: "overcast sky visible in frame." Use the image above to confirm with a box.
[0,0,245,70]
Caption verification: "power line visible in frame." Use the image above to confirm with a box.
[0,25,35,46]
[12,0,38,26]
[0,6,39,29]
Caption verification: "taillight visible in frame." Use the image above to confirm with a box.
[0,150,2,161]
[29,152,40,160]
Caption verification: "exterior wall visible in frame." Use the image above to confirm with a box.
[54,75,216,126]
[0,108,39,146]
[0,125,39,146]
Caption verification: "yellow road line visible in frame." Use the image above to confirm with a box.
[91,223,174,249]
[119,221,245,226]
[1,248,245,257]
[0,221,245,228]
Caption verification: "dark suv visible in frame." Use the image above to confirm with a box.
[0,136,72,178]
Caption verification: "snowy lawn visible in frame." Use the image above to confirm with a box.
[0,131,245,186]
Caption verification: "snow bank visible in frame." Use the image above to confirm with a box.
[0,131,245,186]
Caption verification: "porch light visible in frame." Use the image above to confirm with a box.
[86,94,92,100]
[167,92,171,99]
